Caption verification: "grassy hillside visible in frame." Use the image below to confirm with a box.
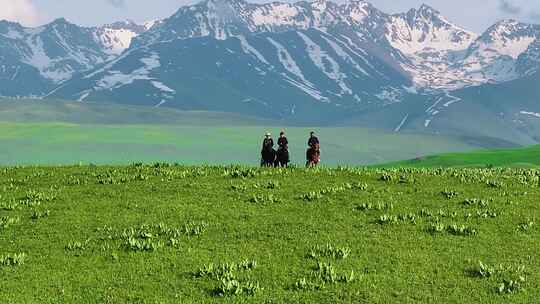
[340,73,540,148]
[0,165,538,303]
[382,145,540,168]
[0,98,278,126]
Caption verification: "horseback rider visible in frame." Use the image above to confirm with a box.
[262,132,274,151]
[276,131,290,167]
[308,131,319,148]
[261,132,275,166]
[306,131,321,167]
[278,131,288,151]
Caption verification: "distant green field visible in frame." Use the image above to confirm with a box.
[0,98,278,126]
[0,122,480,166]
[382,145,540,168]
[0,99,534,166]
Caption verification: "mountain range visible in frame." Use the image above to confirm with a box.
[1,0,540,146]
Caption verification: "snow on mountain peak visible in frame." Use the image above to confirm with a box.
[386,4,476,55]
[144,20,159,30]
[311,0,331,11]
[96,20,150,55]
[3,0,540,97]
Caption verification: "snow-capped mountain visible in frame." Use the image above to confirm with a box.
[1,0,540,126]
[0,18,151,96]
[461,20,540,82]
[52,28,412,121]
[384,5,478,89]
[131,0,383,46]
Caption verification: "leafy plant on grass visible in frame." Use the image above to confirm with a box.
[300,192,323,202]
[216,278,261,297]
[462,198,489,208]
[223,168,258,179]
[230,184,247,192]
[441,189,459,199]
[183,221,208,236]
[0,253,26,266]
[498,277,526,294]
[24,190,56,203]
[398,175,415,184]
[474,209,499,219]
[379,173,394,182]
[30,209,50,220]
[308,244,351,260]
[427,222,446,233]
[19,190,56,207]
[253,181,279,190]
[447,224,477,236]
[355,202,394,212]
[196,260,260,297]
[295,262,356,291]
[378,214,399,225]
[428,223,477,236]
[355,183,368,191]
[486,180,504,189]
[125,237,164,252]
[197,260,258,279]
[377,213,417,225]
[168,238,181,248]
[0,216,20,229]
[517,220,535,232]
[249,194,282,204]
[469,261,528,294]
[66,177,88,186]
[299,183,357,202]
[65,240,88,251]
[0,200,18,211]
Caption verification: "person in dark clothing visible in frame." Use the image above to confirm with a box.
[262,132,274,151]
[278,131,288,150]
[276,131,290,167]
[306,131,321,167]
[261,132,275,167]
[308,131,319,148]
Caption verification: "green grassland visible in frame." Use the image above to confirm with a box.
[0,122,483,166]
[383,145,540,168]
[0,99,497,166]
[0,165,538,303]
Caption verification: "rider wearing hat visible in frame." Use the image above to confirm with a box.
[262,132,274,151]
[278,131,288,150]
[276,130,290,166]
[307,131,319,148]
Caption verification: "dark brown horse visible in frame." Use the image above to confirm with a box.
[275,147,290,167]
[306,143,321,168]
[261,145,276,167]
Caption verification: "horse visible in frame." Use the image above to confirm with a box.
[261,145,276,167]
[306,143,321,168]
[275,147,290,167]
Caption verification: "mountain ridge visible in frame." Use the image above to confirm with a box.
[0,0,539,144]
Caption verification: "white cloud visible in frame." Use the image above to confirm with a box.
[0,0,41,26]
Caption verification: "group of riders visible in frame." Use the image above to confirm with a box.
[260,131,321,167]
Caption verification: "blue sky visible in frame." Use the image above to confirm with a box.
[2,0,540,33]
